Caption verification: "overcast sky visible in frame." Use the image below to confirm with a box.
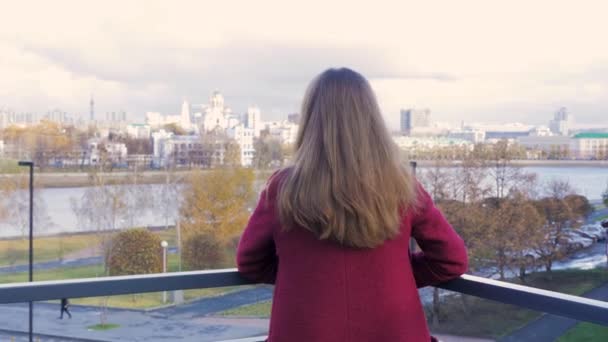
[1,0,607,129]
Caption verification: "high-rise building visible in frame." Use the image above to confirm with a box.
[287,113,300,124]
[180,100,192,131]
[549,107,570,136]
[90,95,95,122]
[400,108,431,135]
[245,106,262,137]
[202,91,231,132]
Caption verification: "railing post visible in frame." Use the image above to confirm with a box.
[18,160,34,342]
[409,161,417,254]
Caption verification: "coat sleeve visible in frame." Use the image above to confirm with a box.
[236,183,280,284]
[410,184,468,288]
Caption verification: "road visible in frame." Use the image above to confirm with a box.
[498,206,608,341]
[499,280,608,342]
[0,294,270,342]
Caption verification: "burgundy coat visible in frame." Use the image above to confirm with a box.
[237,171,468,342]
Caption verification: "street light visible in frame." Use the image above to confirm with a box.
[18,160,34,342]
[161,240,168,303]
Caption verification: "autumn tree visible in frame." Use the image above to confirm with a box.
[564,194,593,219]
[0,173,51,238]
[180,168,255,242]
[417,157,452,326]
[71,170,130,274]
[532,179,584,273]
[532,197,573,273]
[182,232,224,270]
[1,121,77,170]
[478,140,540,279]
[163,123,187,135]
[253,133,284,169]
[107,228,162,276]
[224,140,242,167]
[497,195,545,281]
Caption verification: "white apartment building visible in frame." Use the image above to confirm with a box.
[87,139,128,166]
[265,121,299,145]
[570,133,608,159]
[227,124,255,166]
[447,129,486,144]
[145,100,193,132]
[245,106,263,137]
[126,123,152,139]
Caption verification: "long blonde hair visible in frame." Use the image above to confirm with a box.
[277,68,417,248]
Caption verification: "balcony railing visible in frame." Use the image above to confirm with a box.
[1,269,607,341]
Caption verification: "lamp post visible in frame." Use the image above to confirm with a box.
[409,161,417,254]
[18,161,34,342]
[160,240,168,303]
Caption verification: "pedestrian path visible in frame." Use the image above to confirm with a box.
[499,280,608,342]
[0,302,267,342]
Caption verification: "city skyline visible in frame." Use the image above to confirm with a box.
[1,1,608,130]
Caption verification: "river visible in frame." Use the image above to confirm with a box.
[0,166,606,238]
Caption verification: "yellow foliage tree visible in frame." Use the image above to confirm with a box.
[180,168,255,243]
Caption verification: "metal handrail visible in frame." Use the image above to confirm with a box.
[1,269,607,326]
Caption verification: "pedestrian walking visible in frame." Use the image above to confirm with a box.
[59,298,71,319]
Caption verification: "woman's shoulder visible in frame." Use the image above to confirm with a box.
[264,167,293,198]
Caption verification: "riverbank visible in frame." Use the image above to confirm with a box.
[0,169,276,188]
[414,159,608,168]
[0,161,606,188]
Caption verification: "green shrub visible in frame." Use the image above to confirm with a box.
[183,232,224,270]
[107,228,162,276]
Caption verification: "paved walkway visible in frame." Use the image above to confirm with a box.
[500,280,608,342]
[0,302,267,342]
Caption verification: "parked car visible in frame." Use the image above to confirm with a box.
[575,224,605,242]
[559,230,594,252]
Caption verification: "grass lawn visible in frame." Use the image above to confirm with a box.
[87,323,120,331]
[219,300,272,317]
[0,234,102,267]
[423,268,608,339]
[1,259,245,309]
[0,159,21,173]
[0,228,186,267]
[558,322,608,342]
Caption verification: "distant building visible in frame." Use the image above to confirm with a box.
[265,121,299,145]
[227,124,255,166]
[400,108,431,135]
[287,113,301,124]
[44,109,73,125]
[202,91,233,132]
[570,133,608,159]
[549,107,570,136]
[180,100,192,131]
[152,130,174,167]
[126,124,152,139]
[517,135,571,157]
[87,139,128,166]
[447,129,486,144]
[465,122,532,140]
[0,109,37,128]
[145,100,193,132]
[90,95,95,122]
[245,106,262,137]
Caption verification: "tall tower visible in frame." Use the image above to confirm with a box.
[180,100,191,131]
[89,95,95,122]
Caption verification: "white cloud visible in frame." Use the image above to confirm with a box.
[0,0,607,127]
